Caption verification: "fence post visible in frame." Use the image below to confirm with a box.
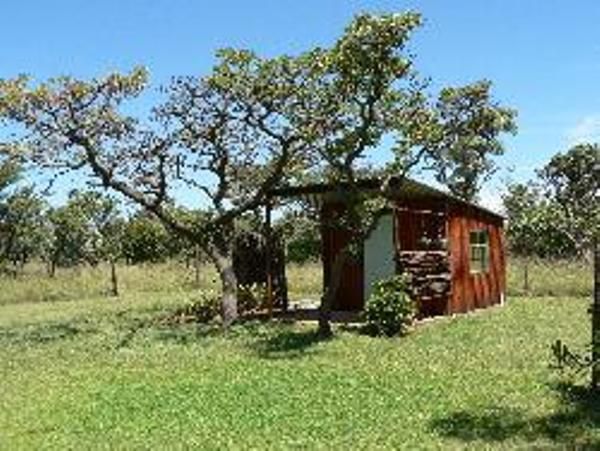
[592,239,600,389]
[523,257,530,293]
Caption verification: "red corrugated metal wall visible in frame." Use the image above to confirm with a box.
[448,205,505,314]
[320,199,506,314]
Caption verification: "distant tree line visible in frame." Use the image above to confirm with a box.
[2,143,595,281]
[0,157,205,294]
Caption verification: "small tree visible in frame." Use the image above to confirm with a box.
[538,144,600,259]
[67,191,124,296]
[122,213,171,264]
[0,187,47,275]
[503,145,600,261]
[43,190,123,290]
[45,198,93,272]
[502,182,578,290]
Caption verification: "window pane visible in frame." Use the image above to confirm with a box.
[469,230,490,274]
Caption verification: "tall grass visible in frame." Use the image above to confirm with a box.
[0,257,592,309]
[0,262,218,307]
[507,257,592,298]
[286,261,322,302]
[287,258,593,301]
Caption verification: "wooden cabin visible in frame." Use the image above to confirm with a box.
[268,178,506,318]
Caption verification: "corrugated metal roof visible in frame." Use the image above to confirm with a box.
[268,177,505,221]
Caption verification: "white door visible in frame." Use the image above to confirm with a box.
[363,214,396,302]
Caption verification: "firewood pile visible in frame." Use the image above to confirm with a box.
[397,250,451,302]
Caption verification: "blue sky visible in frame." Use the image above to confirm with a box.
[1,0,599,210]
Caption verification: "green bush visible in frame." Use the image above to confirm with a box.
[177,290,221,323]
[363,275,416,337]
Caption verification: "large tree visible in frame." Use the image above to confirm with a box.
[0,12,516,329]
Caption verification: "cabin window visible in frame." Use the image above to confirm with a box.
[469,229,489,274]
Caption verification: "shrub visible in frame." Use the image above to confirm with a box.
[177,290,221,323]
[363,275,416,337]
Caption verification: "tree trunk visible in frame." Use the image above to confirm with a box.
[49,255,57,278]
[219,263,238,328]
[202,245,239,329]
[319,247,349,338]
[109,259,119,297]
[592,239,599,389]
[17,254,26,276]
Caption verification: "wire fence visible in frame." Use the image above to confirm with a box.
[507,256,593,298]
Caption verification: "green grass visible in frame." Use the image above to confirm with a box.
[0,290,598,449]
[0,259,596,448]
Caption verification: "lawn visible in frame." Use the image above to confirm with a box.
[0,267,598,449]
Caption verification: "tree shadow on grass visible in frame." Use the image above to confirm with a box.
[430,382,600,447]
[147,315,331,359]
[250,328,332,360]
[0,321,96,346]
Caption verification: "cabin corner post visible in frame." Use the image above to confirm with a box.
[264,198,274,318]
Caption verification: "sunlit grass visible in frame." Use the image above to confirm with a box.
[0,291,597,449]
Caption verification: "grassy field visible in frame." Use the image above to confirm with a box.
[0,256,592,308]
[0,261,597,449]
[507,257,593,298]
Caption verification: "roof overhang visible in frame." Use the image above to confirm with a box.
[268,177,505,222]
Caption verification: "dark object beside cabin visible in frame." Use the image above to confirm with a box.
[232,230,288,310]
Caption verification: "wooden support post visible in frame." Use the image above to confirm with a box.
[265,199,274,318]
[592,239,600,389]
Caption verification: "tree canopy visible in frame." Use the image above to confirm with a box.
[503,144,600,259]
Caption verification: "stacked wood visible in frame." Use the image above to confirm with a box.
[397,250,451,317]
